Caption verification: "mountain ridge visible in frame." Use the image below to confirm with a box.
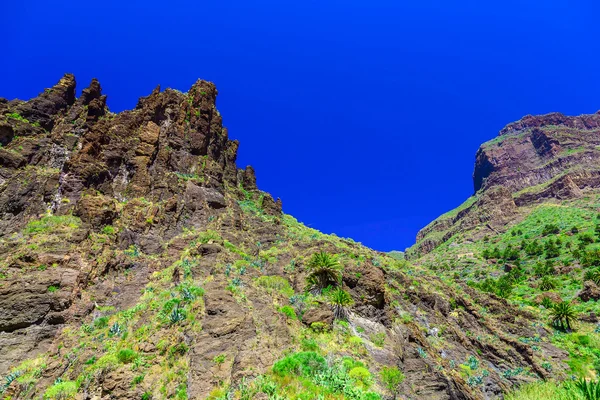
[0,75,587,400]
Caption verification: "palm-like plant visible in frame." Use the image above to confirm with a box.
[539,276,557,291]
[584,269,600,286]
[550,301,577,331]
[305,252,342,294]
[328,288,354,320]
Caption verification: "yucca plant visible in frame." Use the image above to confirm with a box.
[305,252,342,294]
[550,301,577,331]
[328,288,354,320]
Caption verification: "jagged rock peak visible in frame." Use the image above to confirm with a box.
[0,74,281,239]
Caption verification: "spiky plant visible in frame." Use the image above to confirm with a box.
[305,252,342,294]
[540,296,554,309]
[584,269,600,286]
[539,276,557,291]
[550,301,577,331]
[570,378,600,400]
[328,288,354,320]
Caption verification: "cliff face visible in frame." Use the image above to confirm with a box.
[411,110,600,256]
[0,76,566,400]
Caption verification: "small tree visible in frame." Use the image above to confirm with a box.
[305,252,342,294]
[328,288,354,320]
[550,301,577,331]
[380,366,405,399]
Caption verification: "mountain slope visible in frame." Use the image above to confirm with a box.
[408,108,600,397]
[410,110,600,257]
[0,76,567,400]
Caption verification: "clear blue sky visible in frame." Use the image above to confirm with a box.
[2,1,600,251]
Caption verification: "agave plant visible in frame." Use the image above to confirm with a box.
[305,252,342,294]
[549,301,577,331]
[328,288,354,320]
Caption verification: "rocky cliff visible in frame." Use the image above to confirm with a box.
[0,76,567,400]
[411,110,600,256]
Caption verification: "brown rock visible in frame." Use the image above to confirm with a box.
[578,280,600,302]
[301,304,334,327]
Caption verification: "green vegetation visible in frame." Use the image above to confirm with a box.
[328,288,354,320]
[550,302,578,331]
[380,366,405,399]
[269,352,380,399]
[43,381,77,399]
[417,198,600,387]
[279,305,297,320]
[116,348,138,364]
[305,251,342,294]
[5,112,40,127]
[24,214,81,235]
[255,275,294,297]
[506,379,600,400]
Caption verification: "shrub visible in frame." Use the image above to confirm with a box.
[305,252,342,294]
[93,316,109,329]
[255,276,294,297]
[213,354,226,365]
[279,305,297,320]
[542,224,560,236]
[349,366,372,388]
[310,322,330,333]
[534,261,555,277]
[24,215,81,235]
[44,381,77,399]
[370,333,386,347]
[272,351,327,377]
[301,338,319,351]
[545,240,561,259]
[580,233,595,245]
[525,240,544,257]
[380,366,405,399]
[117,349,138,364]
[539,276,557,291]
[502,244,520,261]
[102,225,116,235]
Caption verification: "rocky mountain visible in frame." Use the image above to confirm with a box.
[0,75,579,400]
[411,110,600,256]
[408,109,600,399]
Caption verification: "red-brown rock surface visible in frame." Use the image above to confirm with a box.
[412,110,600,256]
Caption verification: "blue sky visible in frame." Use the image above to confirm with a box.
[2,1,600,251]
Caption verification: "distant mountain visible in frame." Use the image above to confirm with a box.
[410,110,600,257]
